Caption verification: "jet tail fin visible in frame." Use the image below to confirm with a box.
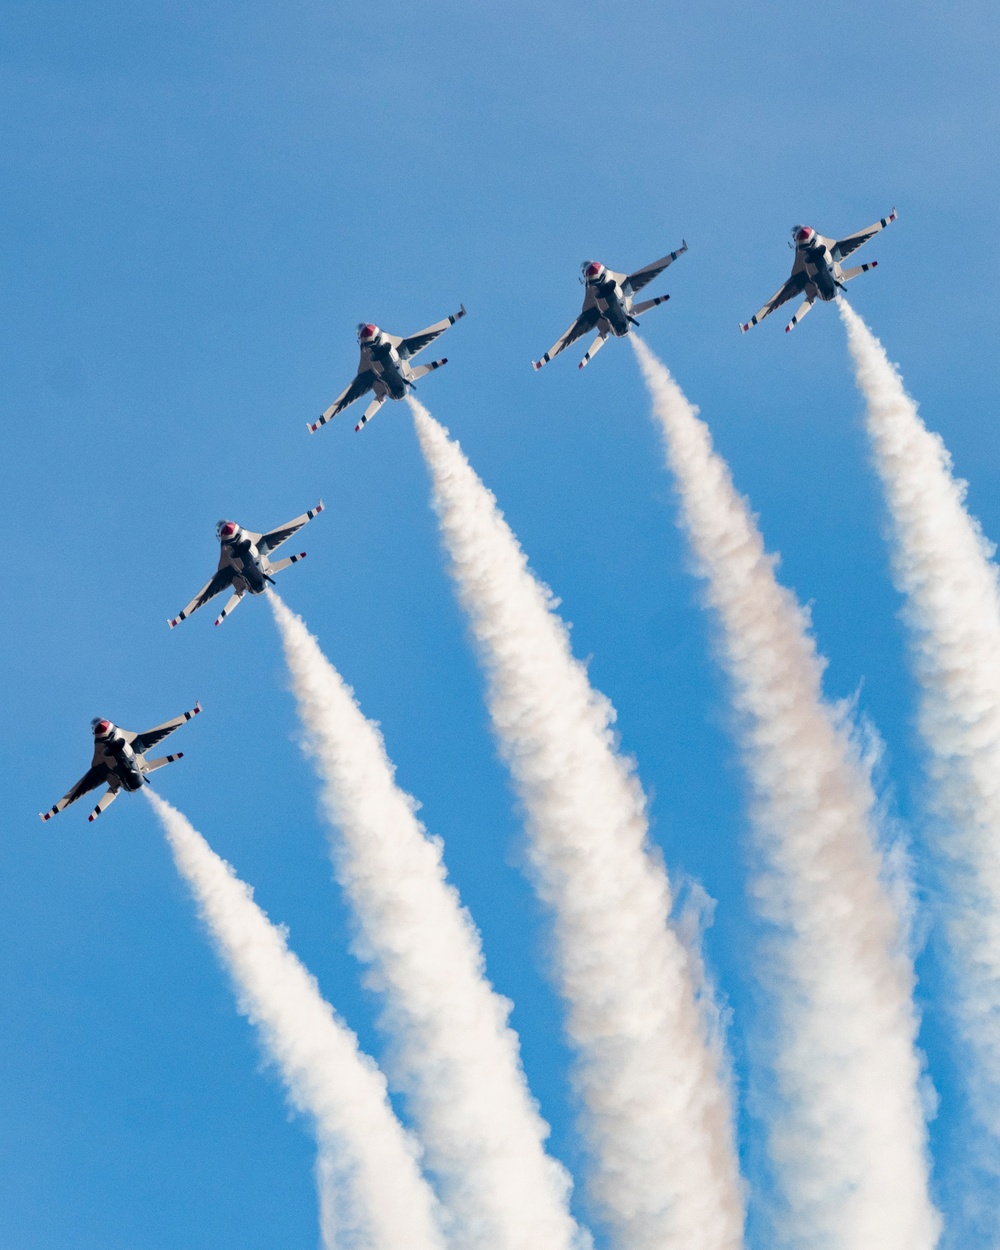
[144,753,184,774]
[632,294,671,317]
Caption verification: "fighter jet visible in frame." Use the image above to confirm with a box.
[309,306,467,434]
[740,209,898,334]
[531,242,688,372]
[40,703,202,823]
[168,501,324,629]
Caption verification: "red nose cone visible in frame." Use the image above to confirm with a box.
[361,323,377,339]
[220,522,237,538]
[95,720,111,735]
[796,227,813,243]
[586,263,602,278]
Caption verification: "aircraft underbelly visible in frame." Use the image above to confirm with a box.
[111,755,144,790]
[240,557,267,594]
[380,365,407,400]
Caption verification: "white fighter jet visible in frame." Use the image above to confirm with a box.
[740,209,898,334]
[40,703,202,823]
[309,306,467,434]
[168,501,324,628]
[532,242,687,372]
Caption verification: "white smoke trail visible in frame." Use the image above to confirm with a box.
[631,335,939,1250]
[145,789,446,1250]
[841,300,1000,1165]
[408,397,744,1250]
[267,591,584,1250]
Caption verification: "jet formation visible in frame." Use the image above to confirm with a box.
[42,210,900,819]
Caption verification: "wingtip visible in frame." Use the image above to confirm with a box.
[307,421,319,435]
[167,618,177,629]
[39,812,50,822]
[785,324,792,333]
[871,259,878,268]
[739,323,749,334]
[176,751,184,759]
[87,813,96,823]
[531,361,542,371]
[315,499,325,513]
[193,702,202,715]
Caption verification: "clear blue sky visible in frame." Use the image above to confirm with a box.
[1,2,997,1246]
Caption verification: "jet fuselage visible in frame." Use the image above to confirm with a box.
[95,727,144,791]
[220,531,270,595]
[791,229,850,303]
[364,339,409,402]
[588,276,633,337]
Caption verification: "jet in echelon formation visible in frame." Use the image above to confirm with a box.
[42,210,902,817]
[740,209,898,334]
[309,306,467,434]
[532,242,688,371]
[40,704,202,823]
[168,501,325,629]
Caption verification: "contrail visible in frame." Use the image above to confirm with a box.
[145,789,446,1250]
[841,299,1000,1175]
[631,336,939,1250]
[268,592,585,1250]
[408,396,744,1250]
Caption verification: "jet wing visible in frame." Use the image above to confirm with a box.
[532,308,600,370]
[260,500,325,555]
[625,242,688,296]
[316,370,377,426]
[169,568,235,627]
[40,764,111,821]
[740,271,808,332]
[399,306,467,360]
[131,703,202,755]
[833,209,897,262]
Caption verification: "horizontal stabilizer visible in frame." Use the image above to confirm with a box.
[215,590,243,627]
[268,552,307,574]
[785,296,815,333]
[88,788,120,823]
[407,358,447,383]
[355,395,385,433]
[632,294,671,316]
[578,332,609,369]
[841,261,878,281]
[144,753,184,773]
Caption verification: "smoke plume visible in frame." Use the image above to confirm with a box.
[145,789,446,1250]
[841,299,1000,1180]
[631,335,939,1250]
[268,592,584,1250]
[409,396,744,1250]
